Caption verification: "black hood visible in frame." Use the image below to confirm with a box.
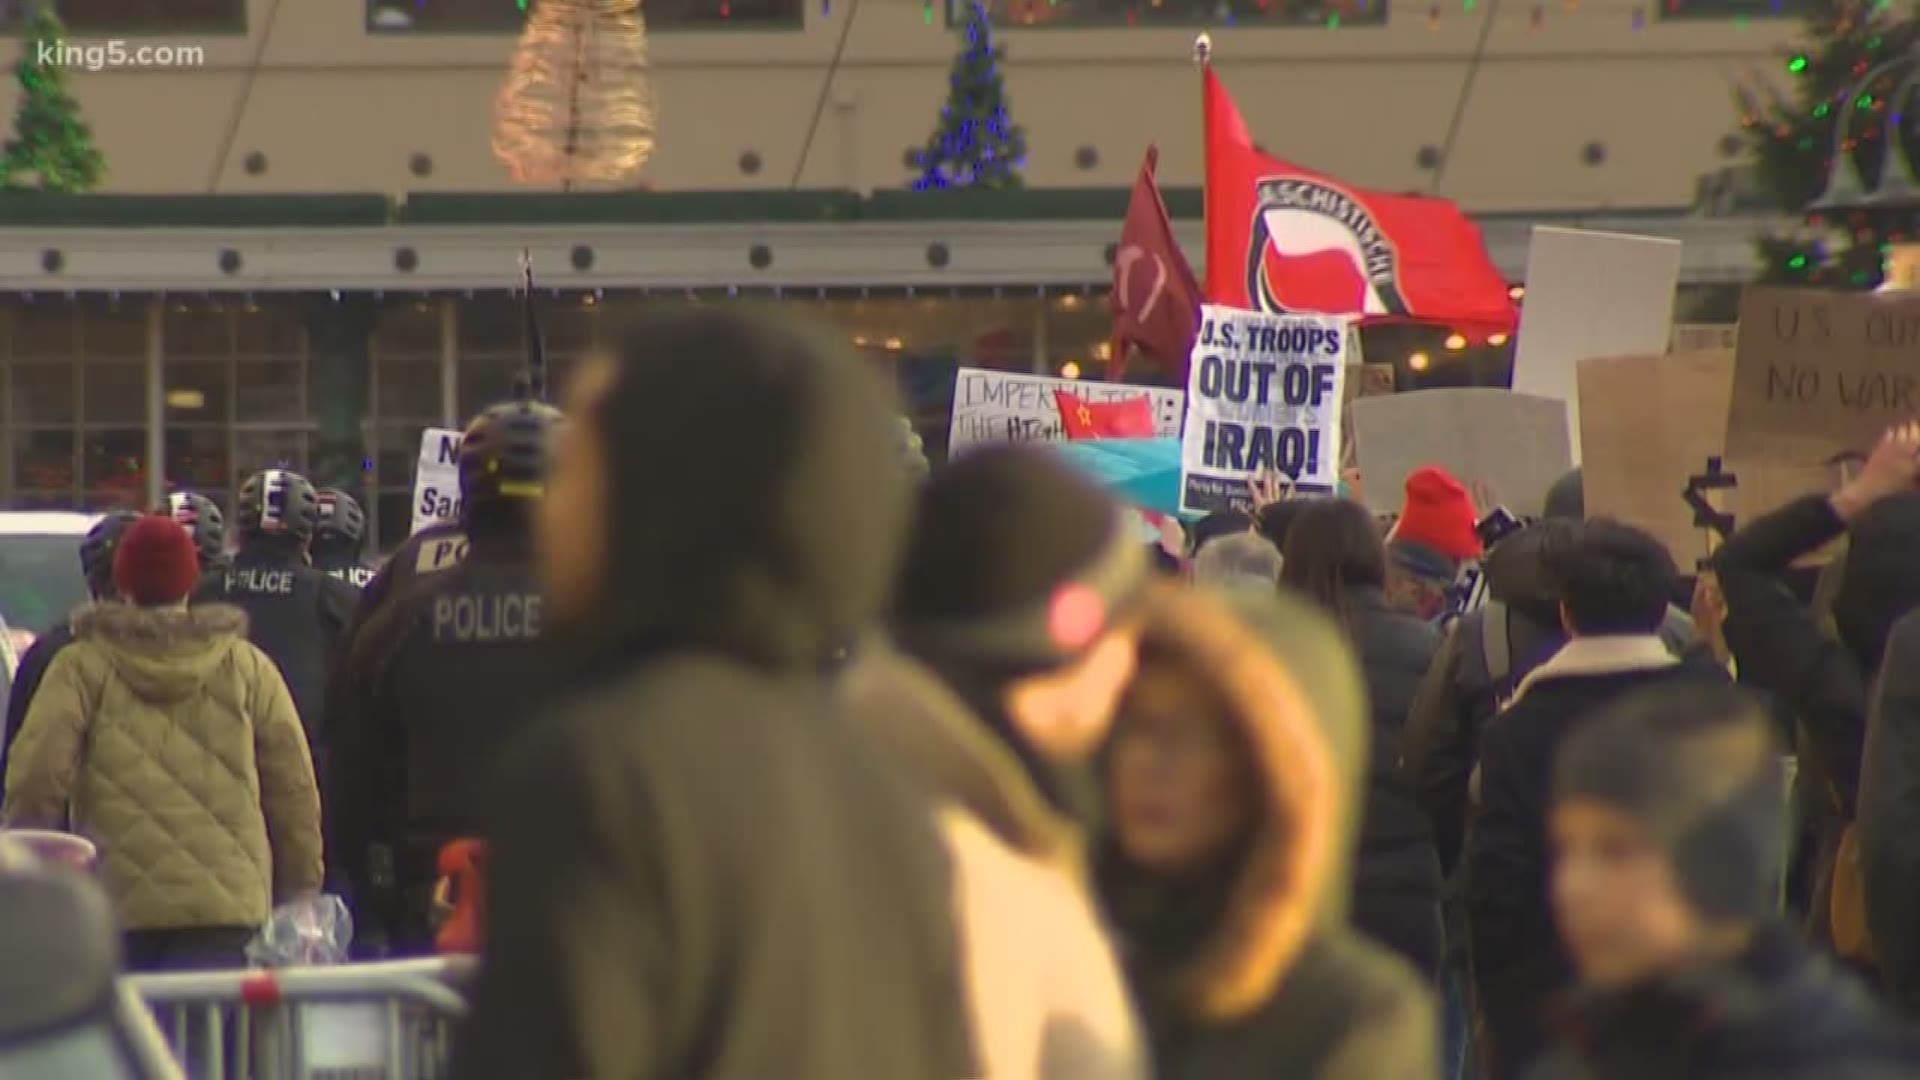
[571,307,910,675]
[1550,924,1918,1076]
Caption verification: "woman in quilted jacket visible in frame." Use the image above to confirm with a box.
[2,513,322,971]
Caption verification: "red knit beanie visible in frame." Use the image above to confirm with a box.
[112,514,202,607]
[1391,466,1483,562]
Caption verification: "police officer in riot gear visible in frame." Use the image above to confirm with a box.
[314,488,375,589]
[194,469,361,767]
[329,399,562,954]
[167,491,231,573]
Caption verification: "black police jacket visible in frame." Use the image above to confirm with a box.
[193,544,360,759]
[326,531,550,933]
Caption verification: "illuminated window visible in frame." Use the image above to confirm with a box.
[22,0,246,33]
[960,0,1385,29]
[367,0,802,33]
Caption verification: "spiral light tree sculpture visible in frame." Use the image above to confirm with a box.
[492,0,655,188]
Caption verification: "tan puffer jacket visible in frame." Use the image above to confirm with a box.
[1,602,323,930]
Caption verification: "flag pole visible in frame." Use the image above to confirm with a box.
[1195,32,1211,301]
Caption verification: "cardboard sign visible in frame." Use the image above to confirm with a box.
[409,427,464,535]
[1512,227,1683,464]
[947,368,1183,454]
[1728,287,1920,467]
[1350,389,1571,517]
[1578,350,1735,567]
[1179,305,1348,515]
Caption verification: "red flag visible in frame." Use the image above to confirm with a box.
[1203,68,1516,338]
[1111,146,1203,380]
[1055,390,1157,440]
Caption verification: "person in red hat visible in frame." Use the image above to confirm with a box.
[1386,466,1483,621]
[2,513,321,971]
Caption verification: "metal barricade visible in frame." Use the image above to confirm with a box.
[125,957,476,1080]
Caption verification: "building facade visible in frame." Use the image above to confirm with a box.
[0,192,1753,549]
[12,0,1788,208]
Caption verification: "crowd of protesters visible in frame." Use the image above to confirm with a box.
[7,305,1920,1079]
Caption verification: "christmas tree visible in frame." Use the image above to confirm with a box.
[912,0,1027,191]
[0,4,104,193]
[493,0,655,188]
[1740,0,1920,288]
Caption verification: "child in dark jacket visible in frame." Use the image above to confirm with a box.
[1529,682,1918,1080]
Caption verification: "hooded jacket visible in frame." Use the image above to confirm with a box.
[1,603,322,931]
[842,646,1146,1080]
[1095,584,1437,1080]
[1405,524,1698,874]
[453,309,972,1080]
[1466,635,1729,1080]
[1527,925,1919,1080]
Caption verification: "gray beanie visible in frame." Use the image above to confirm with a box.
[1552,682,1785,922]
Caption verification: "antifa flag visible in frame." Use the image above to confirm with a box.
[1203,68,1516,337]
[1110,146,1202,380]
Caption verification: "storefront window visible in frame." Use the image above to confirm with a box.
[165,427,230,493]
[165,305,231,358]
[12,362,76,426]
[13,429,75,501]
[78,301,147,359]
[18,0,245,32]
[233,429,308,479]
[82,361,146,426]
[376,357,442,424]
[965,0,1386,27]
[82,430,147,511]
[236,358,306,421]
[10,303,74,362]
[367,0,800,32]
[165,358,230,421]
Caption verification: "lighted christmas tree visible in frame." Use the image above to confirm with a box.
[1739,1,1920,288]
[492,0,655,188]
[0,3,104,193]
[912,0,1027,191]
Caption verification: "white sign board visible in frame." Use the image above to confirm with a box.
[1179,305,1348,515]
[409,427,464,535]
[1351,389,1571,518]
[947,368,1184,454]
[1512,226,1682,464]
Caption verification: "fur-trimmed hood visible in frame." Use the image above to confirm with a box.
[1101,583,1346,1024]
[840,643,1081,871]
[69,602,251,704]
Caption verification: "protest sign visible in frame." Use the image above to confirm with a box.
[1350,389,1570,518]
[947,368,1183,454]
[410,427,464,535]
[1512,227,1682,464]
[1729,287,1920,466]
[1578,350,1735,567]
[1178,305,1348,515]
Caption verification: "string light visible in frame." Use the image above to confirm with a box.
[1060,361,1083,380]
[492,0,655,186]
[1445,333,1468,350]
[1409,352,1432,372]
[1488,332,1510,346]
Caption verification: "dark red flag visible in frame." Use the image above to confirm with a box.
[1054,390,1158,439]
[1203,68,1516,338]
[1110,146,1203,380]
